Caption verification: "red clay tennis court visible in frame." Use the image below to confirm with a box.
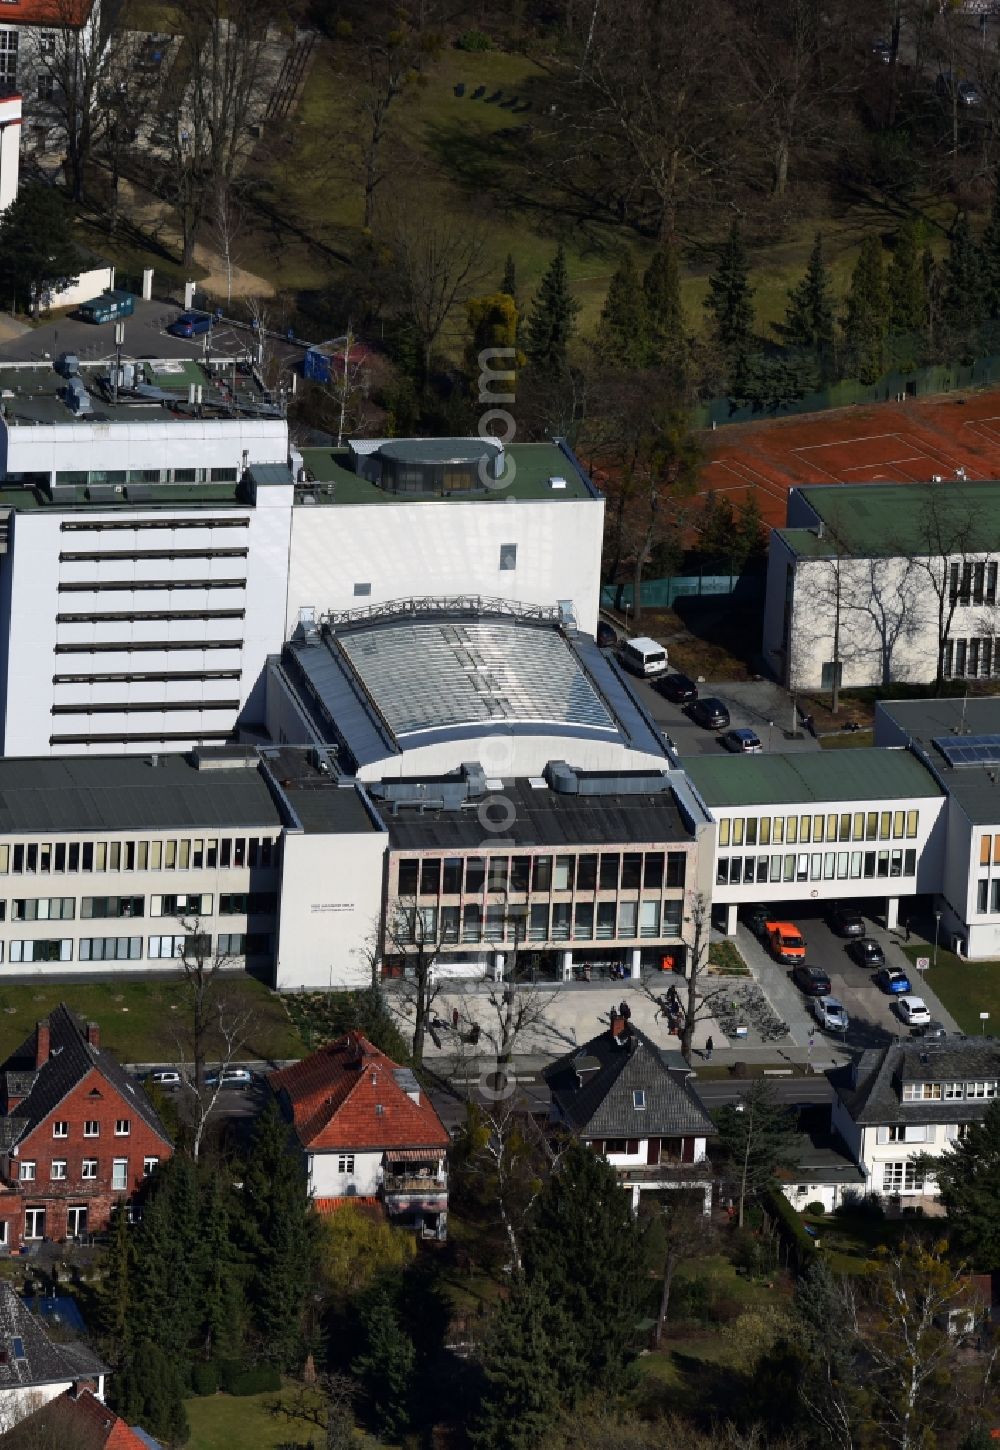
[701,387,1000,530]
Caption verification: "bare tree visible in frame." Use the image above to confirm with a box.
[641,890,727,1063]
[614,404,701,623]
[211,184,246,306]
[388,204,489,390]
[839,553,922,689]
[95,25,160,234]
[654,1190,716,1346]
[171,916,257,1159]
[908,488,978,694]
[35,0,115,203]
[384,895,445,1065]
[462,1094,567,1276]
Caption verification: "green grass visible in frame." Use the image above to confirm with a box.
[184,1384,330,1450]
[708,939,750,975]
[900,944,1000,1035]
[819,730,876,750]
[0,977,304,1063]
[803,1207,941,1275]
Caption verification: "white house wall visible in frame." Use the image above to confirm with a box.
[286,497,604,635]
[309,1149,382,1198]
[274,826,387,990]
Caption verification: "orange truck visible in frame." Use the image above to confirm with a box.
[765,921,806,963]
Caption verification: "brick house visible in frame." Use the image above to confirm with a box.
[269,1032,450,1240]
[0,1005,172,1251]
[3,1385,159,1448]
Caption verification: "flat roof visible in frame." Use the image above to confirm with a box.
[684,747,942,808]
[260,748,382,836]
[778,481,1000,559]
[0,483,246,511]
[298,441,596,503]
[878,697,1000,824]
[0,754,282,835]
[384,775,692,850]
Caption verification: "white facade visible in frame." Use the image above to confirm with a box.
[830,1096,954,1202]
[286,495,604,636]
[308,1148,382,1199]
[274,821,387,991]
[0,483,293,756]
[0,94,20,214]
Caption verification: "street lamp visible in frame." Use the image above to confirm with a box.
[981,1011,990,1036]
[933,910,942,967]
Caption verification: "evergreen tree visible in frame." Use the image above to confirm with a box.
[500,252,517,302]
[0,183,81,317]
[465,293,521,400]
[698,489,737,559]
[95,1203,132,1353]
[784,232,835,352]
[887,218,927,334]
[595,251,649,370]
[843,235,889,385]
[942,213,984,335]
[643,239,687,375]
[959,1424,994,1450]
[115,1338,189,1446]
[704,218,755,358]
[525,245,580,374]
[715,1080,800,1227]
[735,495,768,562]
[470,1277,575,1450]
[981,175,1000,321]
[917,1098,1000,1266]
[132,1156,200,1359]
[242,1100,316,1370]
[351,1290,415,1440]
[522,1143,643,1390]
[194,1166,246,1361]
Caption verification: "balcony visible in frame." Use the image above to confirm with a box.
[383,1171,448,1195]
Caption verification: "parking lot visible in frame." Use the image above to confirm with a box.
[618,667,821,758]
[734,903,959,1053]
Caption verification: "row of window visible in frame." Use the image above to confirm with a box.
[900,1079,998,1101]
[876,1123,968,1143]
[54,640,244,655]
[51,731,232,746]
[395,898,683,945]
[718,810,919,849]
[51,700,240,716]
[4,933,271,963]
[52,1119,130,1138]
[943,638,1000,680]
[717,848,917,886]
[54,671,242,685]
[57,579,247,594]
[60,518,249,533]
[59,548,249,563]
[881,1161,926,1194]
[19,1157,159,1189]
[397,850,687,899]
[0,837,277,875]
[977,835,1000,867]
[55,468,240,486]
[948,560,1000,606]
[976,879,1000,914]
[57,609,246,624]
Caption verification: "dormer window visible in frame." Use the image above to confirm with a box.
[966,1081,999,1099]
[633,1090,646,1110]
[902,1082,942,1101]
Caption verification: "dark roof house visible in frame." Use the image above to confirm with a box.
[0,1283,106,1405]
[834,1038,1000,1127]
[0,1385,156,1449]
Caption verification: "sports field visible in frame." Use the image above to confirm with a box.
[700,388,1000,530]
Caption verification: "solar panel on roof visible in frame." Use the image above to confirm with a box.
[932,733,1000,767]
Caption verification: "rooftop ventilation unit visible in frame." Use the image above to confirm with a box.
[549,475,567,489]
[64,377,92,415]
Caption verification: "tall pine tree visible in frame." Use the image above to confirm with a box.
[115,1338,189,1445]
[942,213,984,336]
[351,1290,415,1440]
[470,1277,577,1450]
[704,218,755,357]
[595,251,649,369]
[643,240,688,377]
[784,232,835,352]
[525,245,580,374]
[843,235,889,384]
[887,218,927,334]
[194,1165,246,1361]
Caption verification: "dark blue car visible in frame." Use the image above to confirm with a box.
[167,310,212,338]
[875,966,911,994]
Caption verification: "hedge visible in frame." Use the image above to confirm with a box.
[217,1361,282,1396]
[765,1188,816,1273]
[191,1362,220,1396]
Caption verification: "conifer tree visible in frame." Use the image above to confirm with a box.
[704,218,755,358]
[887,218,927,333]
[522,1143,643,1390]
[131,1156,200,1359]
[500,252,517,302]
[115,1338,190,1445]
[942,213,984,335]
[784,232,835,351]
[470,1277,576,1450]
[525,245,580,374]
[917,1098,1000,1266]
[595,251,649,369]
[843,235,889,384]
[96,1203,133,1357]
[643,239,687,375]
[698,489,737,559]
[735,495,768,562]
[981,176,1000,321]
[194,1166,246,1361]
[351,1291,415,1440]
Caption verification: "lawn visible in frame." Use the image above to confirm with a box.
[184,1384,330,1450]
[819,729,876,750]
[901,944,1000,1035]
[0,977,304,1064]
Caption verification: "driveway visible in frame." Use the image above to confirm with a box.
[621,671,821,758]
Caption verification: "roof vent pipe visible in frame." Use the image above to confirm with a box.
[816,521,824,539]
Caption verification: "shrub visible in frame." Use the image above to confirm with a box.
[722,1306,796,1372]
[733,1227,779,1280]
[804,1201,827,1217]
[670,1274,712,1322]
[191,1362,219,1396]
[765,1189,814,1271]
[456,29,492,50]
[224,1364,282,1397]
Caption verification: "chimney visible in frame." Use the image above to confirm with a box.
[86,1022,100,1050]
[610,1015,626,1041]
[35,1020,50,1069]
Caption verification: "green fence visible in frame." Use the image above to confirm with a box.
[602,569,765,610]
[693,352,1000,429]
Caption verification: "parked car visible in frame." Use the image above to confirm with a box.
[811,995,850,1032]
[828,902,865,938]
[656,672,698,704]
[146,1069,181,1089]
[689,696,730,729]
[936,71,983,106]
[767,920,807,963]
[875,965,912,994]
[204,1066,254,1089]
[871,37,892,63]
[848,937,887,969]
[167,310,212,338]
[743,904,770,941]
[910,1019,947,1041]
[896,995,931,1026]
[791,964,832,996]
[721,727,762,754]
[596,621,617,649]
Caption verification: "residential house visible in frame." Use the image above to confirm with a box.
[776,1104,867,1215]
[0,1005,172,1251]
[1,1384,159,1447]
[831,1037,1000,1207]
[543,1019,716,1211]
[0,1282,106,1432]
[269,1032,450,1239]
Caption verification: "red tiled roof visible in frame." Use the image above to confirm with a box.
[3,1388,152,1450]
[269,1033,449,1153]
[0,0,93,24]
[315,1195,385,1218]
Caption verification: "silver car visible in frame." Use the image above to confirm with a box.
[811,995,849,1032]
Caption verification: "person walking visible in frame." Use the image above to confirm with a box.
[705,1035,714,1062]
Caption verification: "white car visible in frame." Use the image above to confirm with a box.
[896,995,931,1026]
[811,995,849,1032]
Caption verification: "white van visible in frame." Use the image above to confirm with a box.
[618,636,668,677]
